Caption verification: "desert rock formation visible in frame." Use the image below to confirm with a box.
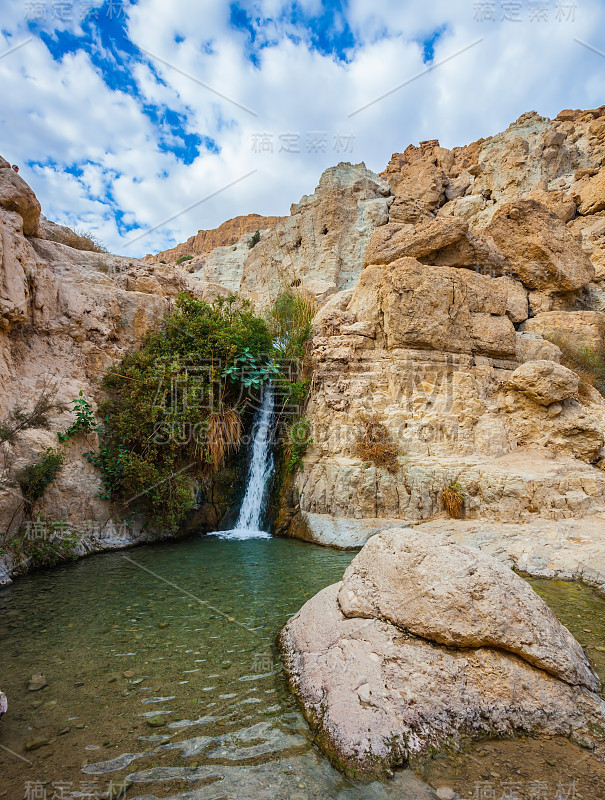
[279,108,605,559]
[280,529,605,780]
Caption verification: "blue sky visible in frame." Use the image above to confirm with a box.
[1,0,604,256]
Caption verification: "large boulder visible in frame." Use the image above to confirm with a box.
[280,530,605,780]
[348,257,517,357]
[363,218,469,266]
[577,170,605,216]
[338,529,597,689]
[508,360,580,406]
[484,199,594,290]
[0,168,41,236]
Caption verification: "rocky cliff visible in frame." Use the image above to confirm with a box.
[3,105,605,585]
[0,158,236,583]
[274,108,605,588]
[144,213,286,266]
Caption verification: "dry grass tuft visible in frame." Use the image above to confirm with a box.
[205,409,243,469]
[354,415,399,474]
[441,482,465,519]
[546,333,605,397]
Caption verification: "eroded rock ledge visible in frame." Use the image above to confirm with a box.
[279,529,605,780]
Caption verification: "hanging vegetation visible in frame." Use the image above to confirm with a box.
[93,293,274,531]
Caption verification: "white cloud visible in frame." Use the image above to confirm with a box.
[1,0,604,257]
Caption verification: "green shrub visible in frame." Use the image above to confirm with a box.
[267,288,317,359]
[285,418,313,473]
[176,255,194,265]
[58,391,97,442]
[16,448,65,507]
[248,230,261,249]
[9,517,82,569]
[93,292,274,530]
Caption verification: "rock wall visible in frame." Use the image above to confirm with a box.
[0,161,236,583]
[188,162,392,307]
[282,108,605,549]
[143,213,285,265]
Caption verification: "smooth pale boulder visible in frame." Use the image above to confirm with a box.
[508,360,580,406]
[280,582,605,780]
[338,529,598,690]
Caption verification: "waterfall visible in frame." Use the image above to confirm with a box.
[217,386,274,540]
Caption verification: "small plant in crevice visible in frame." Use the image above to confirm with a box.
[0,380,64,446]
[58,391,97,442]
[285,418,313,474]
[441,482,465,519]
[73,228,108,253]
[248,230,261,249]
[354,415,399,474]
[176,254,194,265]
[16,448,65,508]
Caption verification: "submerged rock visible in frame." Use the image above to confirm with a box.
[27,673,47,692]
[279,530,605,780]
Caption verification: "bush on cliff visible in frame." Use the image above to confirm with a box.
[354,415,399,474]
[268,288,317,360]
[96,293,273,531]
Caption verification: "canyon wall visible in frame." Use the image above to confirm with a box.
[280,108,605,559]
[0,160,237,583]
[3,105,605,580]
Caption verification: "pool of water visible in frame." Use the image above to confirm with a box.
[0,535,434,800]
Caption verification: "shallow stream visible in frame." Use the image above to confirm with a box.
[1,537,604,800]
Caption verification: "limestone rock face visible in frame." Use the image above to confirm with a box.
[0,166,41,236]
[191,162,391,307]
[144,213,285,264]
[362,218,469,267]
[0,161,225,583]
[349,257,516,357]
[508,360,580,405]
[280,533,605,780]
[522,310,605,351]
[484,200,594,290]
[337,529,598,689]
[577,170,605,215]
[279,107,605,552]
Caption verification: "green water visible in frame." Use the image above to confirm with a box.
[528,577,605,686]
[0,535,434,800]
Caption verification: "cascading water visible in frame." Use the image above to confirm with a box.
[218,386,274,539]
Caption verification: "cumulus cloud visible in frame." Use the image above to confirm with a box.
[1,0,604,257]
